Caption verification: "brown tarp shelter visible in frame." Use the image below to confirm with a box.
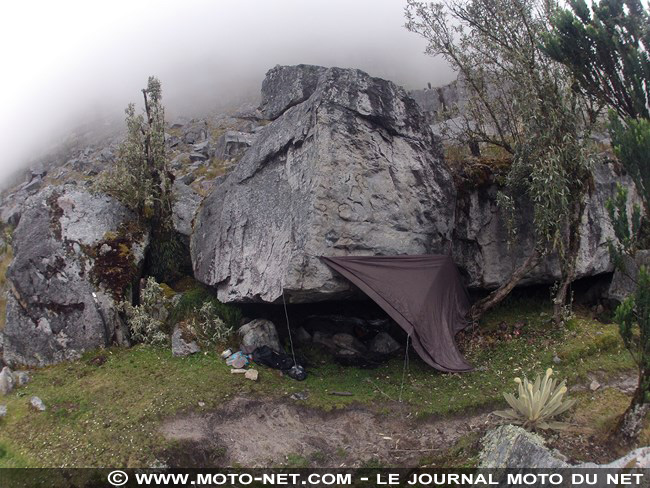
[321,255,473,373]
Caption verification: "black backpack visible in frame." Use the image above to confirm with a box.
[252,345,307,381]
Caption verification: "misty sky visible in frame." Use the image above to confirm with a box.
[0,0,454,182]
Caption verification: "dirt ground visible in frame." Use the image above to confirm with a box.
[160,396,492,468]
[159,371,639,468]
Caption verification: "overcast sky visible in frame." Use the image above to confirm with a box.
[0,0,454,182]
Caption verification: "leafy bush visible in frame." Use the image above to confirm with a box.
[493,368,575,431]
[122,277,169,346]
[186,302,233,348]
[96,77,172,228]
[171,286,242,330]
[609,115,650,210]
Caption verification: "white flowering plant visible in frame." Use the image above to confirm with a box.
[493,368,575,431]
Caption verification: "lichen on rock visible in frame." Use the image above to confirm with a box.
[2,184,149,367]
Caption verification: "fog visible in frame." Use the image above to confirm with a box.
[0,0,454,183]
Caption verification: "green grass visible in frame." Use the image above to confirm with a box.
[170,283,242,330]
[570,388,630,434]
[0,297,634,467]
[0,348,245,467]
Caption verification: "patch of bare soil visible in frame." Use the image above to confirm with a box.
[160,371,641,468]
[160,397,493,468]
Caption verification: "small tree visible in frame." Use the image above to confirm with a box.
[543,0,650,120]
[607,183,648,440]
[604,117,648,441]
[405,0,595,322]
[99,77,184,281]
[121,276,169,346]
[99,76,173,228]
[544,0,650,440]
[609,116,650,213]
[615,269,650,438]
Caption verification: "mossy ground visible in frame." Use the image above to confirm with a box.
[0,296,637,467]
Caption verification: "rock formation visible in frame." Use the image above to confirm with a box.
[2,185,148,366]
[171,179,202,238]
[481,424,650,468]
[192,64,456,303]
[409,79,464,124]
[608,250,650,303]
[453,160,642,289]
[0,63,644,368]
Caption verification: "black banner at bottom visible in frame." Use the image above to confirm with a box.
[0,468,647,488]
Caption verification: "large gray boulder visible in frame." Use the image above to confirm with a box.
[2,185,149,367]
[172,179,202,237]
[260,64,327,120]
[480,425,569,468]
[239,319,281,353]
[213,131,257,160]
[454,160,642,289]
[608,250,650,303]
[192,65,456,303]
[481,424,650,468]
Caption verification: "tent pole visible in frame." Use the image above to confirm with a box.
[282,288,298,367]
[399,334,410,403]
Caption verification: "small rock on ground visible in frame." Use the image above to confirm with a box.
[15,371,31,386]
[0,367,15,395]
[290,392,309,401]
[369,332,401,355]
[30,396,46,412]
[590,380,601,391]
[239,319,281,353]
[171,325,201,357]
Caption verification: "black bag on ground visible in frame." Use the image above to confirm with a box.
[252,345,307,380]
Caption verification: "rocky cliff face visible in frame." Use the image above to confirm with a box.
[191,65,456,303]
[453,160,642,289]
[409,79,463,124]
[608,250,650,303]
[3,185,148,366]
[0,63,643,367]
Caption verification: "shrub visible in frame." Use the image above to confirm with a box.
[171,286,242,330]
[96,77,172,228]
[187,302,233,348]
[122,277,169,346]
[493,368,575,431]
